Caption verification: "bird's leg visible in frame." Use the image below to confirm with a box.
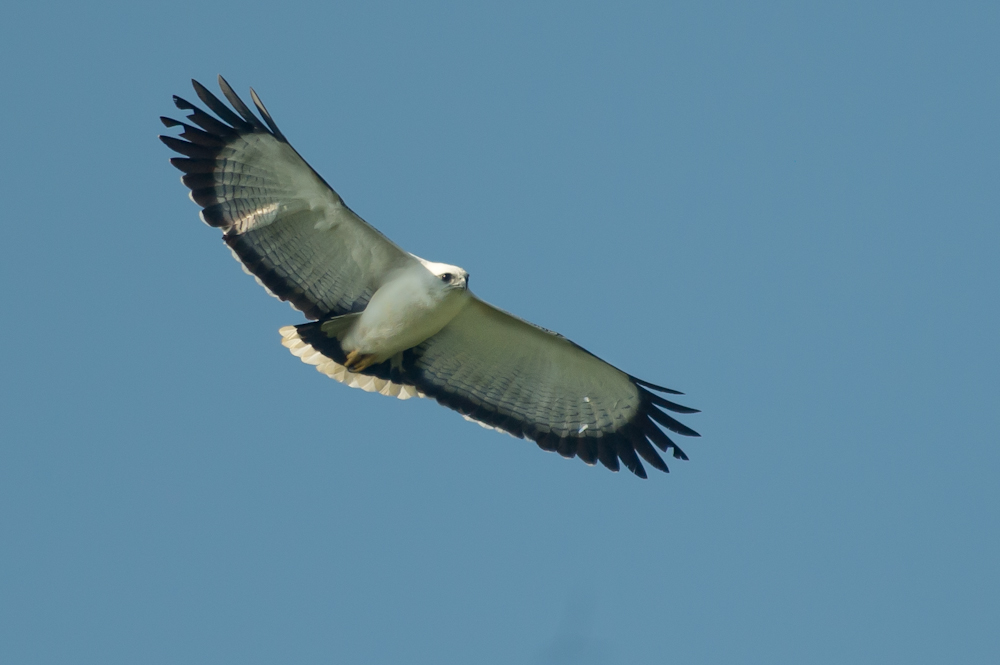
[344,349,378,372]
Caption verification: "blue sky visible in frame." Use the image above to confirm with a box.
[1,1,997,663]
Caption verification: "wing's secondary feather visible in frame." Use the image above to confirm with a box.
[160,76,414,319]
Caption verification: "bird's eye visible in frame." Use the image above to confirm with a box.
[440,273,452,282]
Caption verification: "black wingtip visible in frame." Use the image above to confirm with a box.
[633,377,685,395]
[250,86,286,140]
[159,135,215,158]
[649,406,701,438]
[173,95,196,111]
[597,440,620,472]
[617,443,648,478]
[634,435,670,473]
[191,78,252,130]
[217,75,267,131]
[641,388,700,414]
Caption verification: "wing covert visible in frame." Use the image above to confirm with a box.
[160,76,415,319]
[406,298,700,478]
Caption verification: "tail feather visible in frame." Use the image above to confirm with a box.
[279,318,422,400]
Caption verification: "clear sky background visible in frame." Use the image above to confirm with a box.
[1,2,997,663]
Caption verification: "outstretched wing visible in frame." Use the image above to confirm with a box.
[285,297,700,478]
[160,76,415,319]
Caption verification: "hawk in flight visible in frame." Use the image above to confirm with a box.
[160,76,699,478]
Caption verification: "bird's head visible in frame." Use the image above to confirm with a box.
[423,260,469,291]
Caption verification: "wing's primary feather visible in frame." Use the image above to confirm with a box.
[160,76,415,319]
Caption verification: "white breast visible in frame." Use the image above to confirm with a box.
[341,264,469,360]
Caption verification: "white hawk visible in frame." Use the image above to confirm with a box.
[160,76,700,478]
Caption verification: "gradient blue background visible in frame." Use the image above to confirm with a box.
[2,2,997,663]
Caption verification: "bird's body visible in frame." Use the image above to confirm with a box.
[161,76,699,478]
[339,260,470,371]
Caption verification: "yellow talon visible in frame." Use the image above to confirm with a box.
[345,350,377,372]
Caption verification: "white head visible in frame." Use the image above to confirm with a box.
[418,258,469,291]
